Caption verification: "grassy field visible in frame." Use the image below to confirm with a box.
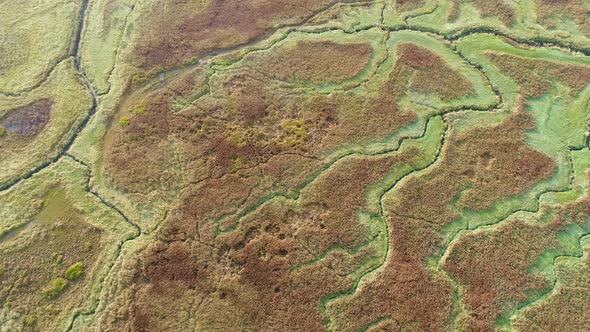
[1,0,590,331]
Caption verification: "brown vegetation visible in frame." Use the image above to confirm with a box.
[536,0,590,34]
[109,40,480,196]
[448,0,515,26]
[107,72,331,194]
[124,150,416,331]
[0,190,103,331]
[448,0,461,21]
[107,89,204,194]
[389,108,554,215]
[327,214,456,331]
[325,108,554,331]
[511,181,590,330]
[107,42,437,194]
[397,43,475,100]
[135,0,341,70]
[1,99,52,137]
[250,40,373,83]
[395,0,426,12]
[442,219,558,331]
[444,179,590,330]
[448,109,555,210]
[473,0,515,26]
[103,38,538,331]
[487,52,590,97]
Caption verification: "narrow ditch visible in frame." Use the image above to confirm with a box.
[65,153,141,235]
[0,0,91,98]
[64,153,142,332]
[435,131,589,329]
[0,0,96,193]
[0,0,142,329]
[210,17,505,239]
[319,119,449,331]
[98,0,139,96]
[1,2,589,330]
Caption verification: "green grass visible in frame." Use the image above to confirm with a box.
[26,0,590,330]
[43,277,68,299]
[0,1,78,93]
[0,59,93,189]
[79,0,137,94]
[65,262,84,281]
[0,158,135,330]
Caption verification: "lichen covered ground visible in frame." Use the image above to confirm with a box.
[2,0,590,331]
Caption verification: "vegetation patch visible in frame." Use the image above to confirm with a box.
[473,0,515,26]
[65,262,84,281]
[7,0,590,330]
[43,277,68,299]
[0,183,110,330]
[251,40,372,83]
[449,0,515,25]
[397,43,475,100]
[116,118,443,331]
[536,0,590,34]
[1,99,52,136]
[134,0,344,70]
[486,52,590,97]
[395,0,426,12]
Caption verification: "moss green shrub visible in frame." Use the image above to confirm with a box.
[65,262,84,280]
[118,116,129,127]
[23,314,37,326]
[43,277,67,298]
[133,103,147,114]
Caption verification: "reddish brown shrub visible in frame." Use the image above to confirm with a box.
[397,43,475,100]
[442,219,558,330]
[1,99,52,136]
[474,0,515,26]
[536,0,590,34]
[135,0,339,70]
[395,0,426,11]
[252,40,373,83]
[487,52,590,97]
